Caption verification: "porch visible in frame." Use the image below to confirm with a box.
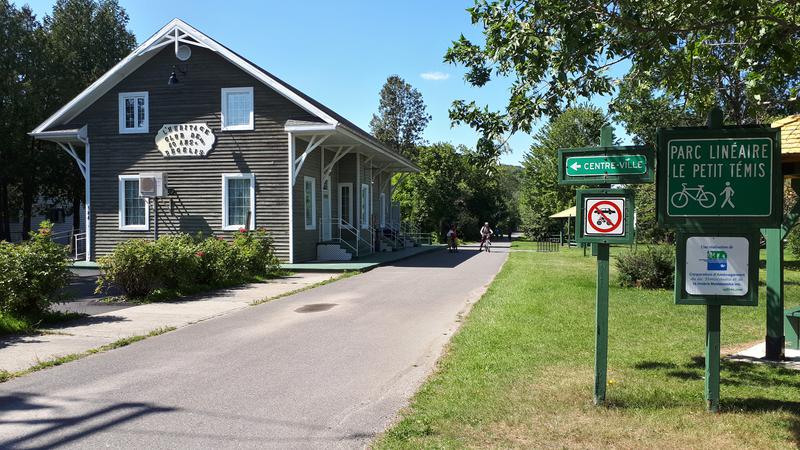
[282,243,442,272]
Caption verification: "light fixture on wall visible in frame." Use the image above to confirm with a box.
[168,64,188,85]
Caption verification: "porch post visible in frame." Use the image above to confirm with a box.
[84,142,91,261]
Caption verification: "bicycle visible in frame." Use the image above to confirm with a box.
[670,183,717,209]
[481,235,492,252]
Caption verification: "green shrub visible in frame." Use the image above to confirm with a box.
[97,239,160,299]
[615,245,674,289]
[0,221,71,316]
[98,230,281,300]
[232,228,280,276]
[196,236,247,286]
[152,234,201,289]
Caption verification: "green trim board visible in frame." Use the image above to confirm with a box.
[656,126,782,229]
[575,189,635,245]
[558,146,654,185]
[674,229,760,306]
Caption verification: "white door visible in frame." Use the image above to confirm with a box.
[322,177,332,240]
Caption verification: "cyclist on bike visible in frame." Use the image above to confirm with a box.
[446,224,458,253]
[479,222,493,252]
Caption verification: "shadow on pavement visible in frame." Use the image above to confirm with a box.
[0,392,176,449]
[389,248,484,268]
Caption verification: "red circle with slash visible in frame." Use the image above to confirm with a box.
[588,200,623,233]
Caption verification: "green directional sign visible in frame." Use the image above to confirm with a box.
[657,127,782,228]
[566,154,647,177]
[557,146,654,185]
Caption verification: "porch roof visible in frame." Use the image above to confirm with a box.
[286,120,419,173]
[29,126,87,144]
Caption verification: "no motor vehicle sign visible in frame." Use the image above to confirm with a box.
[585,198,625,236]
[575,189,635,245]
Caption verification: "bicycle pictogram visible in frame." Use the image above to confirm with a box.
[670,183,717,209]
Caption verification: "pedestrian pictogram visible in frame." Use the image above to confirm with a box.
[585,198,625,236]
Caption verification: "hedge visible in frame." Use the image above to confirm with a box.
[97,228,280,299]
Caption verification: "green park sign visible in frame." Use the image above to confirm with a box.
[657,127,782,228]
[558,146,653,185]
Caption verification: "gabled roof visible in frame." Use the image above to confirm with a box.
[31,18,417,171]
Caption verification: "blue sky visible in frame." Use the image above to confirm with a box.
[17,0,631,165]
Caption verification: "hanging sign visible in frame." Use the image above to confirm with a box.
[674,230,759,306]
[656,127,781,228]
[575,189,635,244]
[558,146,653,185]
[155,123,216,157]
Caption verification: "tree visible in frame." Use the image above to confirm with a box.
[0,0,136,239]
[0,1,43,241]
[370,75,431,160]
[445,1,800,159]
[393,142,508,241]
[519,106,606,238]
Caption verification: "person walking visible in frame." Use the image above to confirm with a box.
[479,222,493,252]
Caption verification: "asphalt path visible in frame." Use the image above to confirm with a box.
[0,242,508,449]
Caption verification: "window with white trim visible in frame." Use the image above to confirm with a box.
[118,175,148,230]
[339,183,352,227]
[222,173,255,230]
[360,183,370,229]
[118,92,148,133]
[304,176,316,230]
[221,87,254,130]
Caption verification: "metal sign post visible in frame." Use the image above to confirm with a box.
[657,108,781,412]
[560,125,650,406]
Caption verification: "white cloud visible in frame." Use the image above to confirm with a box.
[420,71,450,81]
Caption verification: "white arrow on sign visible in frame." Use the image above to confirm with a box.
[570,162,581,171]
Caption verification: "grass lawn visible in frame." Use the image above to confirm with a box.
[376,242,800,449]
[0,310,85,337]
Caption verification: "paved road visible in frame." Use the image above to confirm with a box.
[0,243,508,449]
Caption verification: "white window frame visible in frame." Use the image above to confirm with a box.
[304,176,317,230]
[338,183,353,228]
[360,183,370,229]
[221,87,254,131]
[118,175,149,231]
[379,192,386,228]
[118,92,149,134]
[221,173,256,231]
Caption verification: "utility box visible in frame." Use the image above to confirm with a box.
[139,172,168,198]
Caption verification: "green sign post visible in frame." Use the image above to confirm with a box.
[558,125,651,406]
[656,108,782,412]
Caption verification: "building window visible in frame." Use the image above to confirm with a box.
[360,183,370,229]
[304,176,316,230]
[118,175,148,230]
[338,183,352,227]
[222,173,255,231]
[221,87,254,131]
[118,92,148,133]
[379,193,386,228]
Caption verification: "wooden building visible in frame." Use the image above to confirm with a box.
[31,19,418,263]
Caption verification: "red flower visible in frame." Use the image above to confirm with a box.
[238,227,247,233]
[195,251,205,257]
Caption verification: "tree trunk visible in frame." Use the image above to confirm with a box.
[0,176,9,242]
[21,174,33,240]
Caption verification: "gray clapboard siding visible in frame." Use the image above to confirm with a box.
[58,45,318,261]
